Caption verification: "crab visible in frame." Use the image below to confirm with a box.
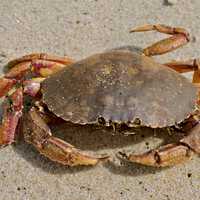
[0,24,200,167]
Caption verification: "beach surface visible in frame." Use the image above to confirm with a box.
[0,1,199,199]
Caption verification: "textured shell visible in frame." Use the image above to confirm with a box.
[42,51,197,128]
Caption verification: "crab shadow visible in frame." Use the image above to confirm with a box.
[13,141,94,175]
[13,121,184,176]
[103,159,164,176]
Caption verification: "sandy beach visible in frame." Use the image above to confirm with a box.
[0,1,199,199]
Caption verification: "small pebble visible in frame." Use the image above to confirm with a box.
[191,36,196,43]
[164,0,177,6]
[0,53,6,58]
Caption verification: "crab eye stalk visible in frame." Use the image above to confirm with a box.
[98,117,106,125]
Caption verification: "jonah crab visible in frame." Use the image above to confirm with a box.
[0,24,200,167]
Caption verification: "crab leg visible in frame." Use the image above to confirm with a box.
[0,53,74,97]
[31,60,71,77]
[23,107,108,166]
[164,59,197,73]
[164,59,200,84]
[119,123,200,167]
[5,53,74,79]
[5,62,33,79]
[0,88,23,145]
[0,78,17,98]
[130,24,190,56]
[0,63,29,98]
[7,53,74,68]
[0,62,31,98]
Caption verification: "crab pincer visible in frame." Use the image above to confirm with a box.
[119,122,200,167]
[23,108,109,166]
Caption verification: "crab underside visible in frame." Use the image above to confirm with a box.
[0,24,200,168]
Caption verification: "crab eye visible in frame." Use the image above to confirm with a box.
[133,118,141,125]
[98,117,106,125]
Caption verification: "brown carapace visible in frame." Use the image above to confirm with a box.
[0,24,200,167]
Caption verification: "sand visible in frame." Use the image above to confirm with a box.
[0,1,199,199]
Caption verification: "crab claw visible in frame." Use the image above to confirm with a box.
[39,137,109,166]
[0,87,23,145]
[118,123,200,167]
[119,144,192,167]
[23,107,109,166]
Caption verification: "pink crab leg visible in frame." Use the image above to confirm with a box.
[7,53,74,68]
[119,123,200,167]
[0,63,31,99]
[5,62,32,79]
[5,53,74,79]
[31,59,70,77]
[0,76,43,99]
[23,107,109,166]
[0,65,44,98]
[130,24,190,56]
[0,63,30,98]
[0,53,73,98]
[0,78,17,98]
[0,88,23,145]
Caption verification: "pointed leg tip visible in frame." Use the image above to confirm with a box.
[129,29,136,33]
[129,27,144,33]
[98,154,110,162]
[87,154,110,166]
[71,153,110,166]
[129,24,154,33]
